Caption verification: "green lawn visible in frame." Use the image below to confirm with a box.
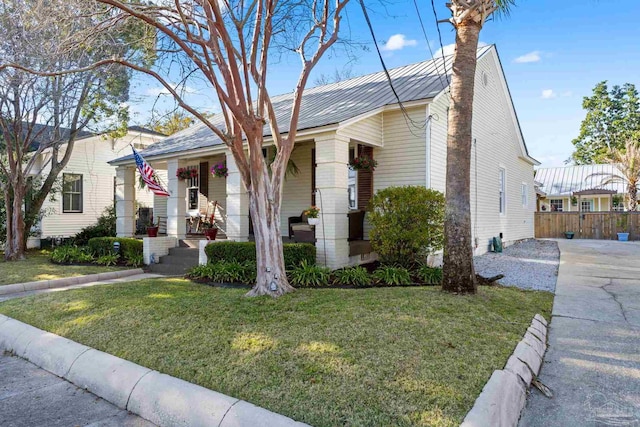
[0,279,552,426]
[0,251,126,286]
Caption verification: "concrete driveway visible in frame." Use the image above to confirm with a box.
[520,239,640,426]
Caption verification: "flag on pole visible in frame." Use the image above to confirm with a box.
[131,145,170,197]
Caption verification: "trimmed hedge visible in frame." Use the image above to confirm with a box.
[88,237,143,262]
[204,241,316,269]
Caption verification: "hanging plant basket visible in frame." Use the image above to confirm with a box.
[176,167,198,180]
[349,155,377,172]
[211,161,229,178]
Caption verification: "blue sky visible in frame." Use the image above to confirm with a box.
[128,0,640,168]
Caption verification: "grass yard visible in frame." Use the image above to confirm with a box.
[0,251,126,286]
[0,279,552,426]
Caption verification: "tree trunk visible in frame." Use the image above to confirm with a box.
[628,182,637,211]
[442,21,481,294]
[245,178,295,297]
[5,187,26,261]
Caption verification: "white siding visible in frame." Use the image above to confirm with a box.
[280,142,314,236]
[339,114,383,146]
[430,51,536,254]
[39,131,163,238]
[375,107,427,190]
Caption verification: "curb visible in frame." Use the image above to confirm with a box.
[461,314,549,427]
[0,269,144,296]
[0,314,308,427]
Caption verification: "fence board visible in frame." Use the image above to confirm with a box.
[535,212,640,240]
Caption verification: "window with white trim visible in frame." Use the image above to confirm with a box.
[550,199,564,212]
[499,168,506,214]
[581,199,593,212]
[521,183,528,207]
[62,173,83,213]
[348,147,357,210]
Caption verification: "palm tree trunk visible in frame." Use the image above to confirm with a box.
[442,21,481,294]
[628,181,637,211]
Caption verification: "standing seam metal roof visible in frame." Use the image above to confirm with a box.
[112,45,492,163]
[535,164,627,196]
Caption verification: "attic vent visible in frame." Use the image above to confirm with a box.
[482,71,489,87]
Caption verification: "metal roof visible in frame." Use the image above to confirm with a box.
[112,45,494,163]
[535,164,627,197]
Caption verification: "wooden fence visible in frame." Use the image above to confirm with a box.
[535,212,640,240]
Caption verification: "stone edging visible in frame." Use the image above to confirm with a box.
[461,314,548,427]
[0,269,145,296]
[0,314,308,427]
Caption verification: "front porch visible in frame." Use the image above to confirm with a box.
[115,133,379,269]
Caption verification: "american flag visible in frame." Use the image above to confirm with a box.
[132,146,170,197]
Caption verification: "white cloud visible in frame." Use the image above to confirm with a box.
[541,89,556,99]
[514,51,541,64]
[380,34,418,52]
[146,83,198,97]
[433,42,488,58]
[561,91,573,97]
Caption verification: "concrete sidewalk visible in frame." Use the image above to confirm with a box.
[0,354,154,427]
[0,273,162,303]
[519,239,640,426]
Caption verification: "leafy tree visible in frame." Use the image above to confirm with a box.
[81,0,350,297]
[572,82,640,164]
[0,0,153,260]
[588,140,640,211]
[441,0,515,294]
[150,111,194,136]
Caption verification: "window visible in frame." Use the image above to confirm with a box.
[499,168,506,214]
[63,174,83,213]
[348,148,357,210]
[581,199,593,212]
[550,199,564,212]
[521,183,528,207]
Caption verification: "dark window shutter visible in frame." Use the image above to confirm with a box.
[357,145,373,210]
[311,149,316,206]
[199,162,209,196]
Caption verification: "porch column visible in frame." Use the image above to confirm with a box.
[167,159,187,240]
[314,133,350,268]
[115,166,135,237]
[225,151,250,241]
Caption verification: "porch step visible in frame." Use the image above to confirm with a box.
[179,239,204,248]
[149,246,199,276]
[148,263,192,276]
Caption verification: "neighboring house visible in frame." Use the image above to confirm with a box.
[28,126,166,247]
[535,164,627,213]
[110,45,538,268]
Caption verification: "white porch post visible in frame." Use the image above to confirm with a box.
[225,151,250,241]
[115,166,135,237]
[167,159,187,240]
[314,133,350,268]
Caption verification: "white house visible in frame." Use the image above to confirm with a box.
[29,126,166,247]
[110,45,539,269]
[536,164,628,212]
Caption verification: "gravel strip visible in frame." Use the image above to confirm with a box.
[474,239,559,292]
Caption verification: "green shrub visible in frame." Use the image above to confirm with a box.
[73,205,116,246]
[96,253,119,266]
[368,186,445,269]
[415,265,443,285]
[288,260,330,288]
[127,253,144,268]
[332,266,370,287]
[372,266,411,286]
[50,246,94,264]
[187,261,257,284]
[204,241,315,269]
[88,237,142,263]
